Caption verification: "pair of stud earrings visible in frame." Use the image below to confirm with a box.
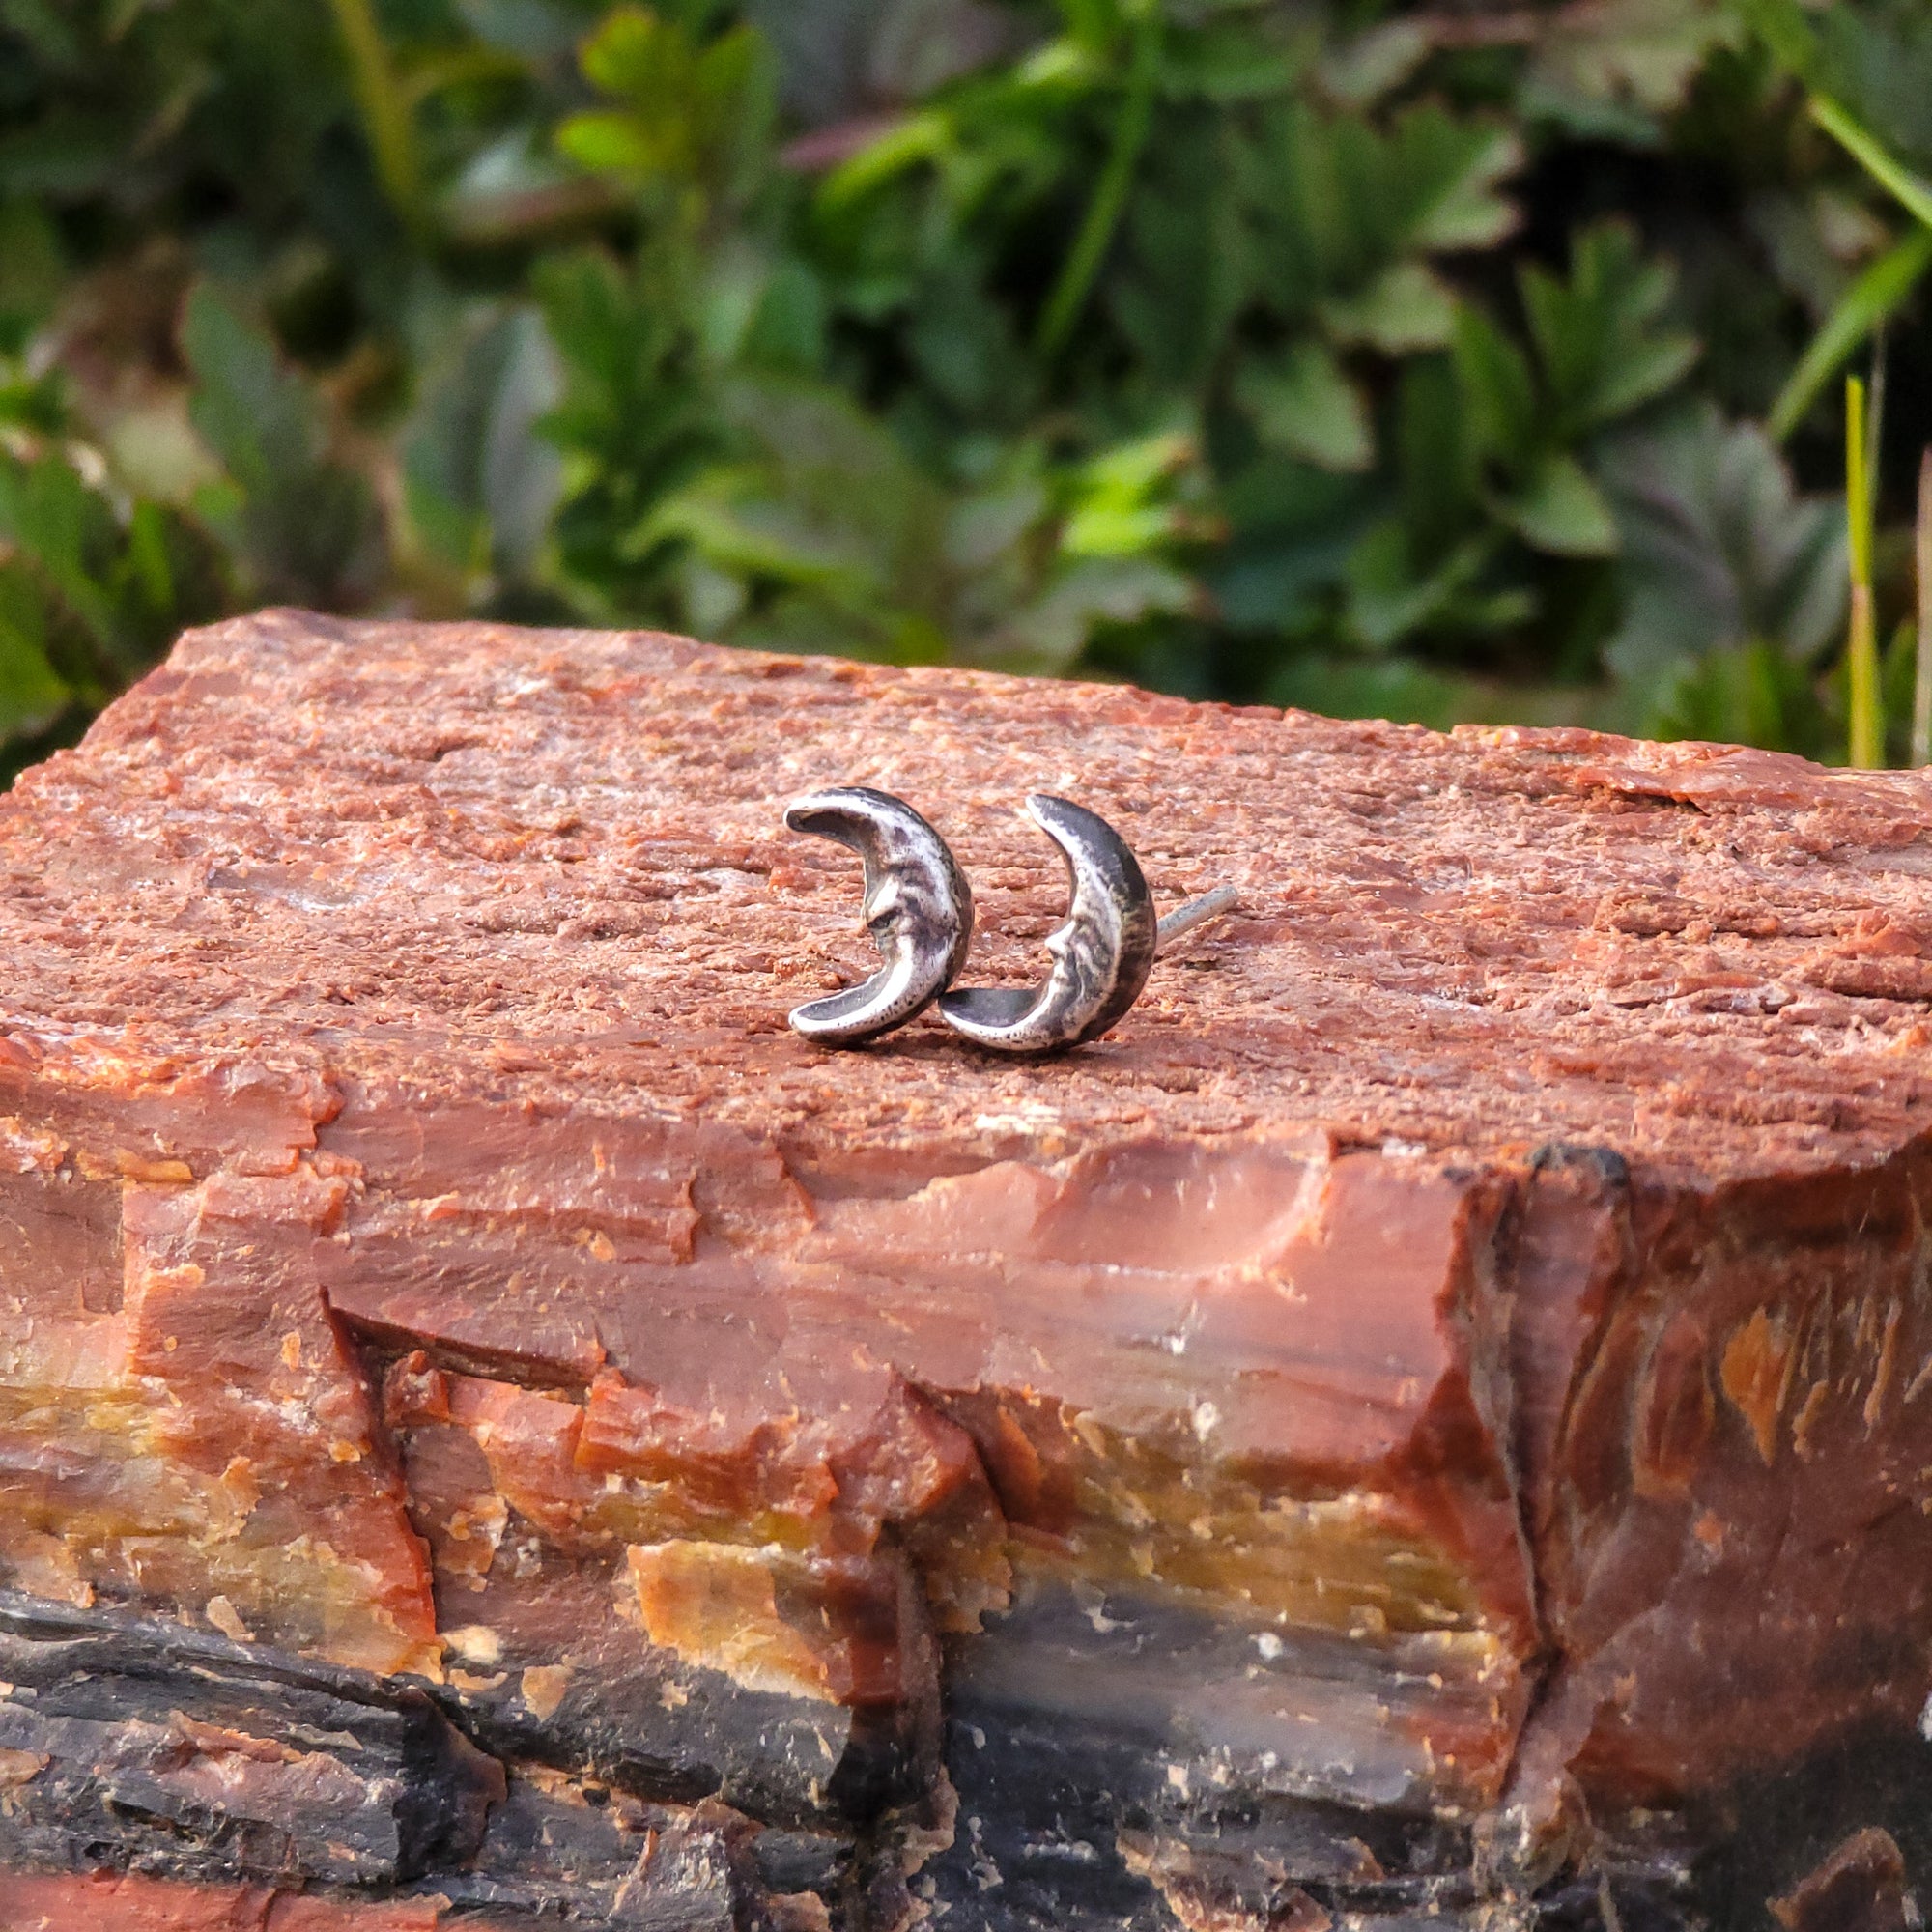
[781,786,1237,1055]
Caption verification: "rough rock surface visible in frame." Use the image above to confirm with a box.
[4,610,1932,1924]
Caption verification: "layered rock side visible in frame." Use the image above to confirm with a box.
[3,612,1932,1925]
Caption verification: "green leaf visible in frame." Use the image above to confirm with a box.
[1062,502,1177,557]
[126,501,175,614]
[555,109,677,179]
[1116,119,1249,386]
[909,267,1025,414]
[1646,639,1827,754]
[1598,401,1846,689]
[1810,4,1932,181]
[1344,521,1431,649]
[1518,220,1698,437]
[815,112,952,213]
[1738,0,1821,85]
[579,5,682,99]
[635,377,944,613]
[0,200,64,348]
[181,282,384,606]
[947,480,1049,574]
[1245,104,1518,314]
[1208,456,1372,633]
[1317,20,1429,110]
[0,113,122,201]
[693,24,774,205]
[1769,226,1932,441]
[1062,431,1199,555]
[740,254,826,372]
[1496,452,1620,557]
[1398,114,1520,252]
[642,471,887,598]
[1450,305,1537,464]
[565,8,771,203]
[1526,0,1742,121]
[0,450,120,652]
[1036,0,1160,357]
[1344,521,1495,650]
[325,0,424,234]
[1002,556,1194,672]
[1320,261,1456,353]
[181,283,323,497]
[1233,339,1373,472]
[1392,355,1480,560]
[533,245,717,609]
[0,569,70,741]
[0,0,83,70]
[404,304,564,579]
[1162,20,1309,102]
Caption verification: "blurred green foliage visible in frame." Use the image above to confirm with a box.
[4,0,1932,770]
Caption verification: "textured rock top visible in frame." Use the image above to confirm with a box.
[6,607,1932,1183]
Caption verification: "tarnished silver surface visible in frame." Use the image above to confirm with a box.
[783,786,974,1044]
[937,794,1159,1055]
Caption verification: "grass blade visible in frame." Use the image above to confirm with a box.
[1811,96,1932,233]
[1036,0,1160,359]
[1868,327,1888,520]
[1770,227,1932,441]
[1846,374,1883,767]
[327,0,427,237]
[1917,449,1932,765]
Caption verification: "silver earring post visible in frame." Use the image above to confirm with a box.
[1157,882,1239,950]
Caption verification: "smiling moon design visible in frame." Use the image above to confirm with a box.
[937,794,1157,1054]
[784,787,973,1044]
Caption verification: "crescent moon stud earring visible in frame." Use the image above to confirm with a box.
[936,794,1236,1055]
[783,787,973,1044]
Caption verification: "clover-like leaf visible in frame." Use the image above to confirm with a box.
[1520,221,1699,440]
[1321,260,1457,354]
[1451,306,1538,467]
[1527,0,1742,124]
[1597,401,1846,690]
[1234,340,1372,472]
[1394,110,1521,253]
[1495,451,1620,558]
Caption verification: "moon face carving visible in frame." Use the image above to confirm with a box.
[937,794,1157,1054]
[783,787,973,1044]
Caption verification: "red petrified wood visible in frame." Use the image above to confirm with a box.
[3,611,1932,1926]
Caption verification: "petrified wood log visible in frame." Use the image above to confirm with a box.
[6,610,1932,1925]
